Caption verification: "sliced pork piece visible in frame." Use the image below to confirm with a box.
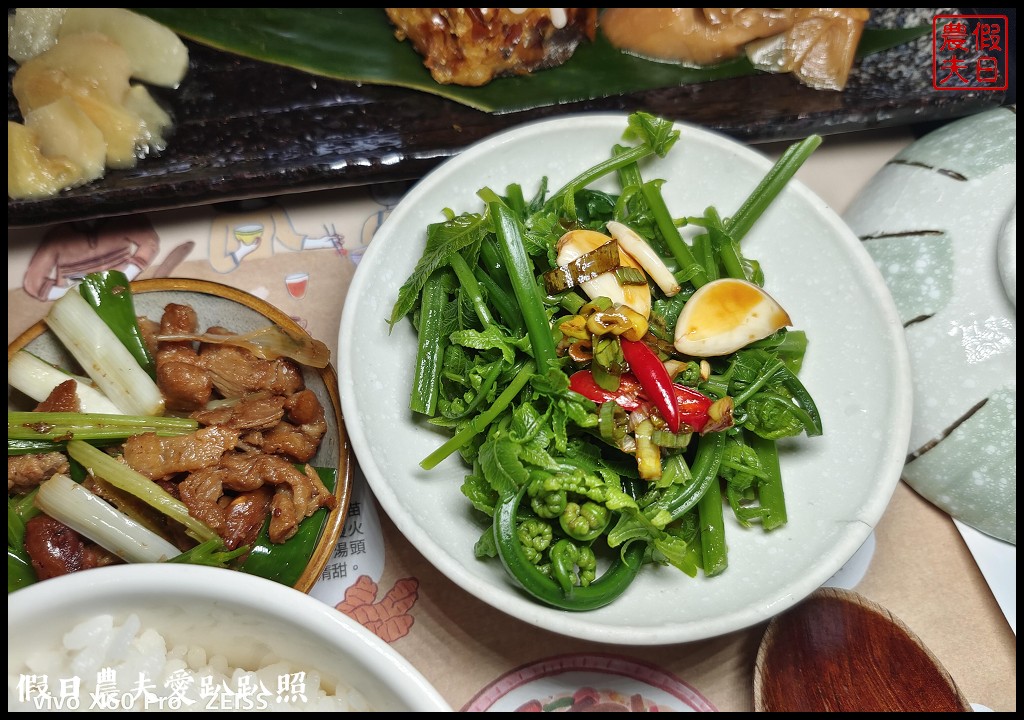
[262,422,318,463]
[216,453,266,492]
[35,378,81,412]
[236,430,266,453]
[223,486,274,550]
[267,466,335,543]
[284,388,323,425]
[268,487,304,545]
[261,389,327,463]
[8,451,70,493]
[157,345,213,412]
[23,514,120,579]
[190,392,286,432]
[218,452,335,542]
[178,467,228,535]
[161,302,199,335]
[199,329,305,399]
[123,426,239,480]
[156,303,213,411]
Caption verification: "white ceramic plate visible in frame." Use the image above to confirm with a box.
[339,114,912,644]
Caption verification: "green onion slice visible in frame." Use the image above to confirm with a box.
[542,241,620,294]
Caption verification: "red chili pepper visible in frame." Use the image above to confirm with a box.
[568,370,643,410]
[672,383,713,433]
[569,365,715,434]
[620,339,681,434]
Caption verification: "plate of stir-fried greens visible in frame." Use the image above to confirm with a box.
[338,112,912,644]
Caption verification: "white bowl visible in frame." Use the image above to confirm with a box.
[7,564,451,712]
[339,113,912,644]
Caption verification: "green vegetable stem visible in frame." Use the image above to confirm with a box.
[489,202,558,373]
[410,269,449,416]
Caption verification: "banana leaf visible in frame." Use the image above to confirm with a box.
[136,8,932,114]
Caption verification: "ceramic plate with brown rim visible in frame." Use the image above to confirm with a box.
[7,277,352,593]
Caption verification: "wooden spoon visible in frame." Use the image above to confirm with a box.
[754,587,972,712]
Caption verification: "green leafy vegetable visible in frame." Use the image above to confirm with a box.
[393,111,823,610]
[390,213,488,330]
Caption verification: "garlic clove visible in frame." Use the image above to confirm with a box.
[556,229,651,318]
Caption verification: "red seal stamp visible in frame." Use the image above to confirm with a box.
[933,14,1009,91]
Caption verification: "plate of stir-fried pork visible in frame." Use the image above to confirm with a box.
[8,276,352,594]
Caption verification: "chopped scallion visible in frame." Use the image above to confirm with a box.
[8,350,122,415]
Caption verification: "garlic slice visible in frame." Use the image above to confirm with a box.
[606,221,681,296]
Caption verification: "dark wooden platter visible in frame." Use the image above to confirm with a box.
[8,10,1010,228]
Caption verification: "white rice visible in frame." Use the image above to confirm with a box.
[8,613,373,712]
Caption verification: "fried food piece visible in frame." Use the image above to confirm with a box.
[23,514,120,579]
[600,8,869,91]
[601,8,798,66]
[385,8,598,87]
[745,8,871,91]
[8,452,69,494]
[122,426,240,481]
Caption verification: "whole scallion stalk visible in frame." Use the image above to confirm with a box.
[8,411,197,442]
[8,351,122,415]
[35,473,182,563]
[45,290,165,417]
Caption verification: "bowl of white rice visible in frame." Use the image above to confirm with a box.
[7,564,452,712]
